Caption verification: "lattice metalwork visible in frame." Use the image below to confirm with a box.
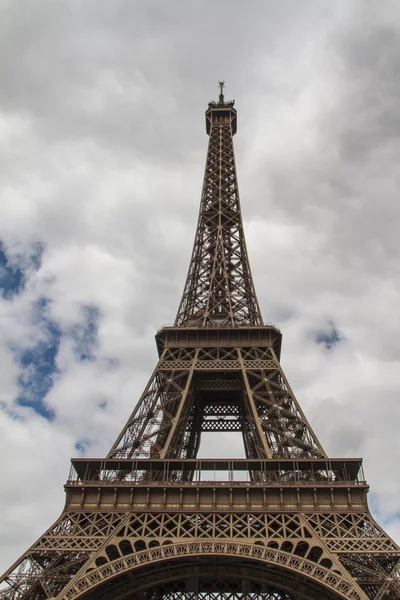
[83,559,347,600]
[107,345,324,461]
[2,504,399,600]
[1,87,399,600]
[175,93,262,327]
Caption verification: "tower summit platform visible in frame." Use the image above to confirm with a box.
[206,81,237,135]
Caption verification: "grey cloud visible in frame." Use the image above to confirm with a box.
[337,26,400,162]
[0,0,339,161]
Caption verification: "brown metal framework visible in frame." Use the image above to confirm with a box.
[0,85,399,600]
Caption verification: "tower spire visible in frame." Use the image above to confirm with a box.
[175,84,261,327]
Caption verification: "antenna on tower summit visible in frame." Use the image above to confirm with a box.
[218,80,225,103]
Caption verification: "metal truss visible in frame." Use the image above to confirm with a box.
[2,501,399,599]
[1,90,399,600]
[175,96,262,327]
[2,467,399,600]
[108,345,324,461]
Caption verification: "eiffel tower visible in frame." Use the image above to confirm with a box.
[1,84,399,600]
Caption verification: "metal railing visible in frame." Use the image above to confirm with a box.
[157,322,281,334]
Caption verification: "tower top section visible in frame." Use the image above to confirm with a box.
[206,80,237,135]
[175,85,262,328]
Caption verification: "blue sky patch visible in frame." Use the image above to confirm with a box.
[15,297,60,421]
[71,305,99,361]
[0,241,43,300]
[10,292,102,421]
[75,439,91,455]
[0,244,24,299]
[314,321,343,350]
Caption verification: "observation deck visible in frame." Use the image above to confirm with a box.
[156,324,282,360]
[65,458,368,514]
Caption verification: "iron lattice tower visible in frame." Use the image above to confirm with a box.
[1,85,399,600]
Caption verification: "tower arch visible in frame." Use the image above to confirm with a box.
[65,542,360,600]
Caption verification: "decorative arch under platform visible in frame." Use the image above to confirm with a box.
[62,541,365,600]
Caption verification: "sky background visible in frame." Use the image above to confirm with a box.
[1,0,400,574]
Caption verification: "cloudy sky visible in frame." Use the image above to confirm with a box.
[1,0,400,573]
